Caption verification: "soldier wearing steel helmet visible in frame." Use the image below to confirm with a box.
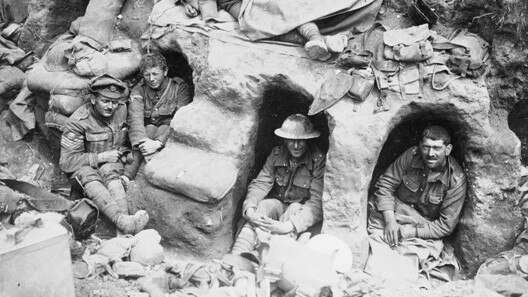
[60,74,149,235]
[231,114,326,254]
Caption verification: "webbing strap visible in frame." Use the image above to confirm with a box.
[418,62,424,98]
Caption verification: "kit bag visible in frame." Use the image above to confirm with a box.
[383,24,433,62]
[447,28,489,77]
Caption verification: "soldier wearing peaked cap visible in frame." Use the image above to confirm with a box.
[231,114,326,254]
[59,74,149,235]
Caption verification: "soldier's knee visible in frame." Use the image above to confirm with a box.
[74,166,102,186]
[99,162,123,183]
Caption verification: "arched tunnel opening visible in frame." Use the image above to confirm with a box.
[233,76,329,231]
[251,76,329,180]
[367,111,470,253]
[160,50,195,99]
[508,99,528,165]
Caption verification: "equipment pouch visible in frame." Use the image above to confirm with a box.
[346,67,375,102]
[335,48,373,69]
[447,28,489,77]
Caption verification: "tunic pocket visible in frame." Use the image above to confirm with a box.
[402,175,420,192]
[86,132,109,153]
[157,100,178,116]
[290,170,311,202]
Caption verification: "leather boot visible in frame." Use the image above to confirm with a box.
[84,181,149,234]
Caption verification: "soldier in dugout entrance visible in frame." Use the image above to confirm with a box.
[231,114,326,254]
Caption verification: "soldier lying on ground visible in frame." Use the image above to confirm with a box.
[126,53,192,181]
[366,126,467,283]
[231,114,326,254]
[59,74,149,235]
[182,0,345,61]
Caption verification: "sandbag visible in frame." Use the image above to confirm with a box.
[44,110,69,132]
[78,0,126,45]
[144,143,238,203]
[48,90,88,116]
[0,66,25,95]
[104,41,142,79]
[41,33,75,72]
[67,39,108,77]
[26,63,91,93]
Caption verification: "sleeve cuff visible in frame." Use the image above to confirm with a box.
[416,226,429,238]
[376,201,395,212]
[242,204,257,216]
[90,153,98,168]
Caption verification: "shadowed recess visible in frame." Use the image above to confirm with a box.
[508,99,528,165]
[251,75,329,181]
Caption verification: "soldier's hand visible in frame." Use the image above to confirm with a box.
[184,3,198,17]
[245,208,265,226]
[97,150,122,163]
[120,175,130,190]
[139,139,163,156]
[384,219,400,248]
[258,218,295,235]
[399,224,416,239]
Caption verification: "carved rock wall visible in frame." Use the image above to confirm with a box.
[18,0,528,273]
[131,23,523,272]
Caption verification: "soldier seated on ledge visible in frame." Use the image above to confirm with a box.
[59,74,149,235]
[126,52,192,180]
[366,125,467,283]
[231,114,326,254]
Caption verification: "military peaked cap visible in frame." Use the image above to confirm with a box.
[88,74,129,100]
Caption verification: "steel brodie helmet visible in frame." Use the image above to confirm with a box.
[274,114,320,140]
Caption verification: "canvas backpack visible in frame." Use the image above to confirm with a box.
[383,24,434,62]
[447,28,490,77]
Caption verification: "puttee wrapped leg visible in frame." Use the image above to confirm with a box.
[84,181,148,234]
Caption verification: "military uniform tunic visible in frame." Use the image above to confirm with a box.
[373,146,467,239]
[128,77,191,148]
[59,103,134,184]
[243,145,326,233]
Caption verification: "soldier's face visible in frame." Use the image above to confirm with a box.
[419,138,452,170]
[285,139,308,161]
[92,96,119,118]
[143,66,168,90]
